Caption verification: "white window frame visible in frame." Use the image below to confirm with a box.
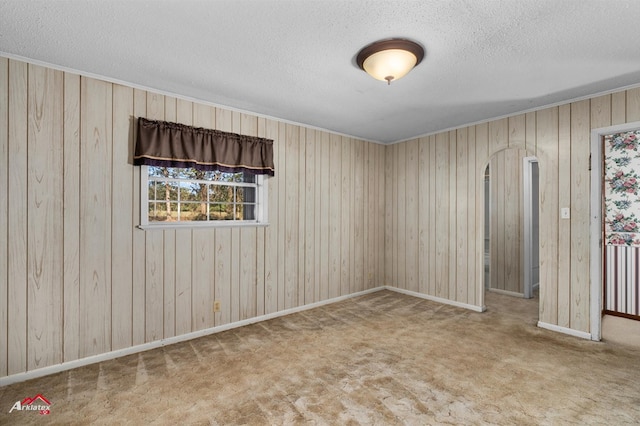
[138,165,268,229]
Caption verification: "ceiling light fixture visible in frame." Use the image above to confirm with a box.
[356,38,424,85]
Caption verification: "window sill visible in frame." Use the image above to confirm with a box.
[137,222,269,231]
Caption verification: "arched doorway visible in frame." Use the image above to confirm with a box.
[483,148,540,322]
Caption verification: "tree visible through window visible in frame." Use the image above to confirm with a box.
[142,166,265,226]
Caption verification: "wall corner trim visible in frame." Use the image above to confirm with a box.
[537,321,593,340]
[384,286,485,312]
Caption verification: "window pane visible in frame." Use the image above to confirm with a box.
[241,186,256,203]
[149,201,172,221]
[148,202,158,220]
[148,181,157,201]
[209,203,234,220]
[180,202,205,221]
[167,182,179,201]
[166,202,176,221]
[242,204,256,220]
[146,166,263,225]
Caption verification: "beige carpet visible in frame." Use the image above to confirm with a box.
[1,290,639,425]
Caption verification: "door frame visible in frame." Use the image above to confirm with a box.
[523,156,539,299]
[590,121,640,341]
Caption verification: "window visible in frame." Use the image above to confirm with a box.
[140,166,267,228]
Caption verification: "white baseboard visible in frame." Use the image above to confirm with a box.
[385,286,485,312]
[537,321,592,340]
[487,288,525,298]
[3,285,558,386]
[0,287,384,387]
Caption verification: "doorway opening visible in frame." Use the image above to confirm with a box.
[483,149,539,323]
[590,122,640,344]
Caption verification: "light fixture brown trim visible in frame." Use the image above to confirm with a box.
[356,38,425,71]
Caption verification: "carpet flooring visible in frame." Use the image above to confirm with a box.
[1,290,639,425]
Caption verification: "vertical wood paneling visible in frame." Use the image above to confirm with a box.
[144,93,165,342]
[353,139,365,293]
[475,123,489,304]
[162,96,177,338]
[384,144,393,286]
[537,107,559,325]
[428,135,437,296]
[277,122,286,310]
[256,117,267,316]
[319,132,330,300]
[174,99,193,335]
[284,124,299,307]
[263,118,279,314]
[79,77,112,357]
[377,144,385,287]
[591,95,611,128]
[27,65,64,370]
[418,137,429,294]
[314,130,323,298]
[396,142,407,290]
[509,114,526,150]
[240,113,258,320]
[456,129,468,301]
[626,88,640,121]
[570,100,591,332]
[525,112,536,154]
[467,126,477,305]
[448,131,457,299]
[405,139,418,293]
[111,84,134,350]
[2,57,396,381]
[612,92,626,125]
[557,104,571,327]
[0,57,8,377]
[435,132,449,299]
[341,137,351,296]
[492,154,504,290]
[132,89,146,346]
[305,129,316,303]
[62,72,80,362]
[489,118,509,155]
[230,112,242,322]
[192,104,216,330]
[503,149,521,293]
[8,59,28,375]
[329,133,341,297]
[392,144,399,288]
[297,127,306,306]
[213,108,232,326]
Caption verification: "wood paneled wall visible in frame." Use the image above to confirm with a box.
[0,57,385,379]
[385,88,640,334]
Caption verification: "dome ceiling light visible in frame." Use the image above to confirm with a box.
[356,38,425,85]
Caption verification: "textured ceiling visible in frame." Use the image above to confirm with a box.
[2,0,640,144]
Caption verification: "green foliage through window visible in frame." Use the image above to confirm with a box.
[146,167,258,223]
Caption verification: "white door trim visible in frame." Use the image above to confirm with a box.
[590,121,640,341]
[523,156,538,299]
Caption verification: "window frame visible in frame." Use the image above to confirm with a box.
[138,165,268,229]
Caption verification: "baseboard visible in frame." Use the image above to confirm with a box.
[537,321,592,340]
[385,286,485,312]
[487,288,525,298]
[0,286,385,387]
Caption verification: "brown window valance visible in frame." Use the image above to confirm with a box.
[134,117,275,176]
